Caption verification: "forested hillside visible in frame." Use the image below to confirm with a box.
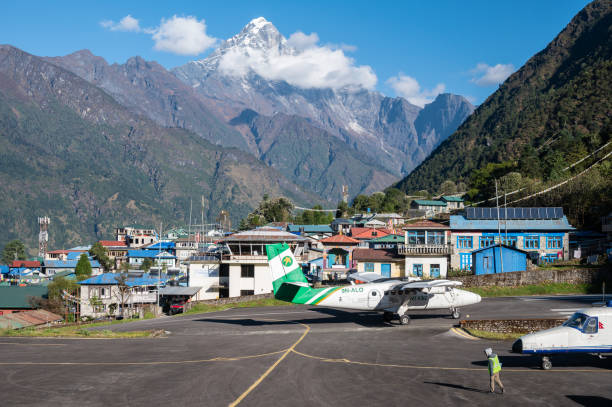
[395,0,611,228]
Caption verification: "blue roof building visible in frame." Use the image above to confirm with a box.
[78,272,166,287]
[450,207,573,270]
[472,244,527,275]
[128,250,176,268]
[44,259,101,276]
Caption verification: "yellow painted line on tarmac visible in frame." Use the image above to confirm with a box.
[0,349,288,366]
[291,349,612,373]
[0,342,66,346]
[229,321,311,407]
[450,327,480,341]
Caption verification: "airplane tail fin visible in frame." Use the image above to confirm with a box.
[266,243,316,303]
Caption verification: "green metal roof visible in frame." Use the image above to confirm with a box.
[442,196,464,202]
[368,234,404,243]
[0,286,48,309]
[413,199,447,206]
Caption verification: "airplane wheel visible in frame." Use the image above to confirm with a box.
[451,308,461,319]
[399,314,411,325]
[541,357,552,370]
[383,312,393,322]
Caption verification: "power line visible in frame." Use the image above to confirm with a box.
[562,141,611,171]
[506,150,612,205]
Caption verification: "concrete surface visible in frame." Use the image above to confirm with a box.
[1,295,611,406]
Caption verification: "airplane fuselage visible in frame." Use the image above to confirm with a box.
[303,281,481,312]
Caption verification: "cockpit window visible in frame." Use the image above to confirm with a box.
[584,317,598,334]
[563,313,589,330]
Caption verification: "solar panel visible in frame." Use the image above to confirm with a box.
[466,207,563,220]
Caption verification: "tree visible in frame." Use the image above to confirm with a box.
[2,240,26,264]
[439,180,457,195]
[336,201,350,218]
[89,242,112,272]
[46,276,79,315]
[140,258,153,271]
[113,271,132,318]
[75,253,92,281]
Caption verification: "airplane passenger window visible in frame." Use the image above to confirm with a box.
[371,292,378,296]
[390,291,396,295]
[384,291,389,295]
[397,290,403,295]
[584,317,598,334]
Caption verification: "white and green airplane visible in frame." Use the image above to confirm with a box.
[267,243,482,324]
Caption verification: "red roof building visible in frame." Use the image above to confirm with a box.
[402,220,449,230]
[98,240,127,247]
[320,235,360,245]
[351,228,392,240]
[9,260,41,269]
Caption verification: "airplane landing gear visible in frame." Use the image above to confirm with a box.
[399,314,411,325]
[383,311,393,323]
[451,308,461,319]
[541,356,552,370]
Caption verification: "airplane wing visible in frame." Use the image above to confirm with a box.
[399,279,462,291]
[347,272,383,284]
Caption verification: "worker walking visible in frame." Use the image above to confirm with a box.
[485,348,504,394]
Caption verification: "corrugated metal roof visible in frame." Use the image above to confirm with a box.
[442,196,464,202]
[127,250,176,259]
[10,260,41,268]
[287,224,333,233]
[99,240,127,247]
[44,259,101,268]
[145,242,176,250]
[450,215,575,231]
[0,286,48,308]
[320,235,360,244]
[78,273,167,286]
[353,248,402,261]
[413,199,447,206]
[159,286,201,296]
[368,234,404,242]
[403,220,449,229]
[221,227,306,242]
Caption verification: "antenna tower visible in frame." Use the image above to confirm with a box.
[38,216,50,258]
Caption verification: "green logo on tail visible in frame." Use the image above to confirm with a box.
[282,256,293,267]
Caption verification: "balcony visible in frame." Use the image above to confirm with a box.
[398,243,452,255]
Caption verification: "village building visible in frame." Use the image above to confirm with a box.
[115,225,157,248]
[174,237,198,262]
[44,259,101,277]
[367,234,405,249]
[441,196,465,211]
[350,227,392,241]
[98,240,128,269]
[471,244,528,275]
[352,248,405,278]
[399,220,451,278]
[78,272,165,318]
[330,218,355,235]
[127,250,177,269]
[319,234,360,279]
[185,227,308,299]
[410,199,448,216]
[450,207,574,270]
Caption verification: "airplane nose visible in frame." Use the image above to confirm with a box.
[473,293,482,304]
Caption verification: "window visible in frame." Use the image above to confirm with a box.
[479,236,495,248]
[219,264,229,277]
[457,236,473,249]
[364,263,374,272]
[525,235,540,249]
[241,264,255,278]
[460,253,472,270]
[427,231,444,245]
[502,237,517,247]
[413,264,423,277]
[547,236,563,249]
[240,290,254,296]
[407,231,425,245]
[371,291,378,297]
[430,264,440,278]
[584,317,598,334]
[542,254,558,263]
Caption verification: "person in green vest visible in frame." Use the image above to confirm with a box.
[485,348,505,393]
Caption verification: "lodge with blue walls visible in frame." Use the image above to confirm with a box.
[471,244,528,275]
[450,207,574,270]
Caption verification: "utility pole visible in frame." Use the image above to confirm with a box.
[495,180,504,274]
[188,198,193,248]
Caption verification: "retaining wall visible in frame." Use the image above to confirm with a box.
[187,293,273,308]
[454,267,610,288]
[460,318,566,333]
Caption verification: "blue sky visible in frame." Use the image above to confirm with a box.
[0,0,590,105]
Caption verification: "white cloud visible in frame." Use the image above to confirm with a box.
[218,31,376,90]
[151,15,217,56]
[100,15,141,32]
[386,73,445,107]
[286,32,319,51]
[470,63,515,86]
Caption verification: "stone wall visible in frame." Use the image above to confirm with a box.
[186,293,273,308]
[460,318,566,333]
[454,267,610,287]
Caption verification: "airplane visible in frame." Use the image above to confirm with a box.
[512,301,612,369]
[267,243,481,324]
